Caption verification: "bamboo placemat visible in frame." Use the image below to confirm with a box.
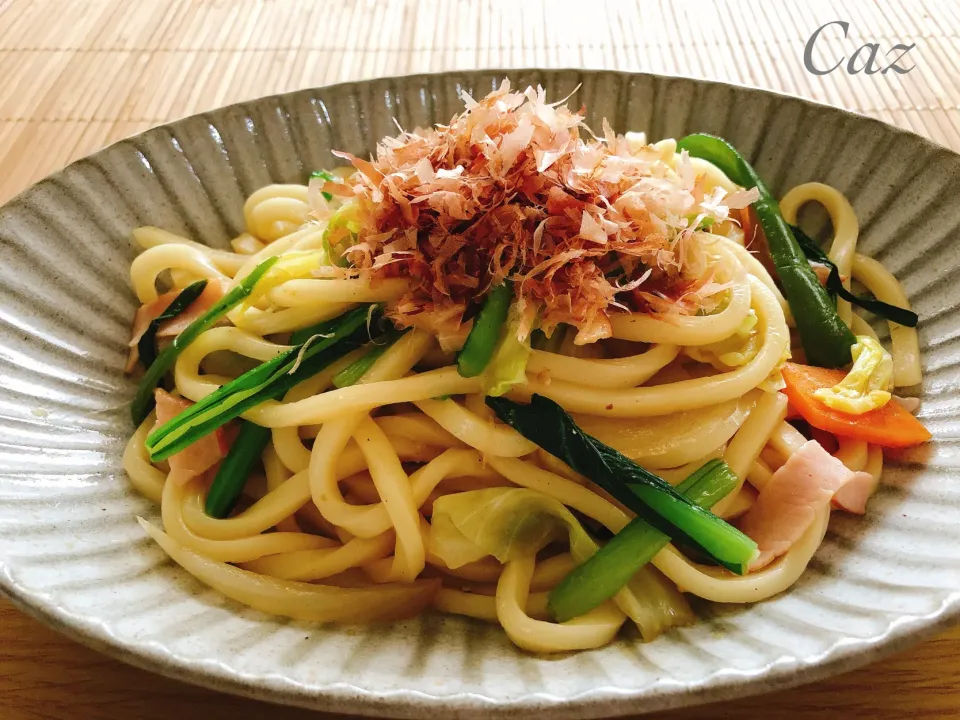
[2,0,959,203]
[1,1,959,718]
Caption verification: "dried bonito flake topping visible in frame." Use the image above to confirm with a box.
[327,80,756,343]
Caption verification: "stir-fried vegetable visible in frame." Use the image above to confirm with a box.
[431,485,694,640]
[237,251,325,314]
[677,133,856,368]
[287,305,373,345]
[791,224,919,327]
[333,329,406,388]
[204,420,272,518]
[137,279,208,369]
[146,305,372,461]
[322,200,361,268]
[457,283,513,378]
[781,362,930,447]
[813,336,893,414]
[486,394,758,574]
[131,256,280,424]
[548,459,739,622]
[430,487,598,569]
[483,302,532,396]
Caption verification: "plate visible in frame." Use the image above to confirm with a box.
[0,69,958,719]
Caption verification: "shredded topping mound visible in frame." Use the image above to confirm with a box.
[316,80,757,343]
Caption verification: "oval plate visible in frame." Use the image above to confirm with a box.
[0,69,958,719]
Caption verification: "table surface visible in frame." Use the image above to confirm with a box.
[1,0,959,718]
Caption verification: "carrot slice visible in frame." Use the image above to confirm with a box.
[780,362,930,448]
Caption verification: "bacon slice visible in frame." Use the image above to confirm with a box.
[153,389,235,485]
[739,440,872,571]
[125,279,230,372]
[831,472,878,515]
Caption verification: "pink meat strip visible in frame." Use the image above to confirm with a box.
[125,279,230,372]
[153,389,234,485]
[740,440,873,571]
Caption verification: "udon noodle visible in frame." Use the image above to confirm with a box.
[123,82,926,653]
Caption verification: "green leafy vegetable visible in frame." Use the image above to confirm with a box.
[789,224,831,265]
[482,303,532,397]
[791,225,918,328]
[322,200,360,268]
[676,133,856,368]
[146,305,372,461]
[486,394,757,574]
[457,282,513,378]
[548,459,739,621]
[332,328,406,388]
[429,486,598,569]
[131,256,279,425]
[204,420,272,518]
[430,485,695,639]
[137,279,208,369]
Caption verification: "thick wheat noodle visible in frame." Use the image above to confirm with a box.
[268,278,411,306]
[651,505,830,603]
[709,233,792,324]
[850,312,879,341]
[711,390,788,517]
[130,244,229,303]
[178,437,438,541]
[496,553,626,652]
[350,416,425,583]
[309,331,434,535]
[233,302,354,335]
[435,586,550,622]
[852,253,922,387]
[262,443,301,533]
[241,532,396,581]
[374,414,464,449]
[768,421,808,457]
[243,184,311,242]
[747,457,775,491]
[122,414,165,504]
[780,182,859,326]
[132,226,247,276]
[254,366,482,427]
[233,224,325,282]
[414,397,537,457]
[835,437,869,472]
[174,326,290,403]
[138,519,439,623]
[609,246,751,345]
[521,278,788,417]
[161,476,334,563]
[526,343,680,389]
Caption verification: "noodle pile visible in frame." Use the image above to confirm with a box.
[122,82,925,653]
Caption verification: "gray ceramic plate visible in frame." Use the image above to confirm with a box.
[0,69,958,719]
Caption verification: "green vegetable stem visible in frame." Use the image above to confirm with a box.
[486,394,758,574]
[676,133,856,368]
[457,282,513,378]
[137,279,208,370]
[204,420,272,519]
[548,459,739,621]
[146,305,372,461]
[131,256,280,425]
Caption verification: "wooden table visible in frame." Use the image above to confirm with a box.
[1,1,958,717]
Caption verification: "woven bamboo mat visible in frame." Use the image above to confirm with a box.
[1,0,958,204]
